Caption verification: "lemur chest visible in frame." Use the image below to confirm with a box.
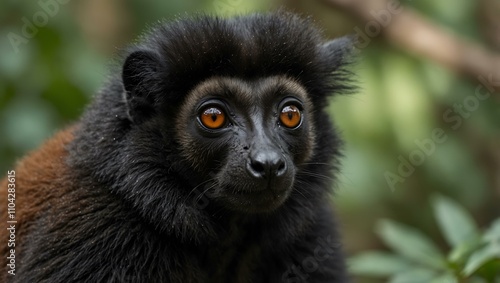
[203,219,263,283]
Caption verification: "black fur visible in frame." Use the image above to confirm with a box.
[16,12,354,282]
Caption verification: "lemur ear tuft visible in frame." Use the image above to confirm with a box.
[321,35,357,61]
[122,50,161,123]
[320,36,358,95]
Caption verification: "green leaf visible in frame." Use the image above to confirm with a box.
[429,273,458,283]
[448,240,483,263]
[477,259,500,282]
[484,218,500,242]
[449,218,500,265]
[432,195,479,248]
[389,269,437,283]
[348,252,412,276]
[463,244,500,276]
[376,219,446,269]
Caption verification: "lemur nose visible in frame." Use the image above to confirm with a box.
[247,150,287,179]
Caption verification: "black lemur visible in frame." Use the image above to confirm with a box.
[0,12,354,283]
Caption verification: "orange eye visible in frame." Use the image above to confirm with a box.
[200,107,226,129]
[280,105,301,128]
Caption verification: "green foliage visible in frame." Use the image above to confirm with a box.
[376,219,446,269]
[433,195,480,248]
[349,195,500,282]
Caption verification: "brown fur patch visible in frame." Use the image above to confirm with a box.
[0,127,75,281]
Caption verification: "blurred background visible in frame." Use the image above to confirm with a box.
[1,0,499,282]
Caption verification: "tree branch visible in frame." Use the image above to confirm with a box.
[322,0,500,94]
